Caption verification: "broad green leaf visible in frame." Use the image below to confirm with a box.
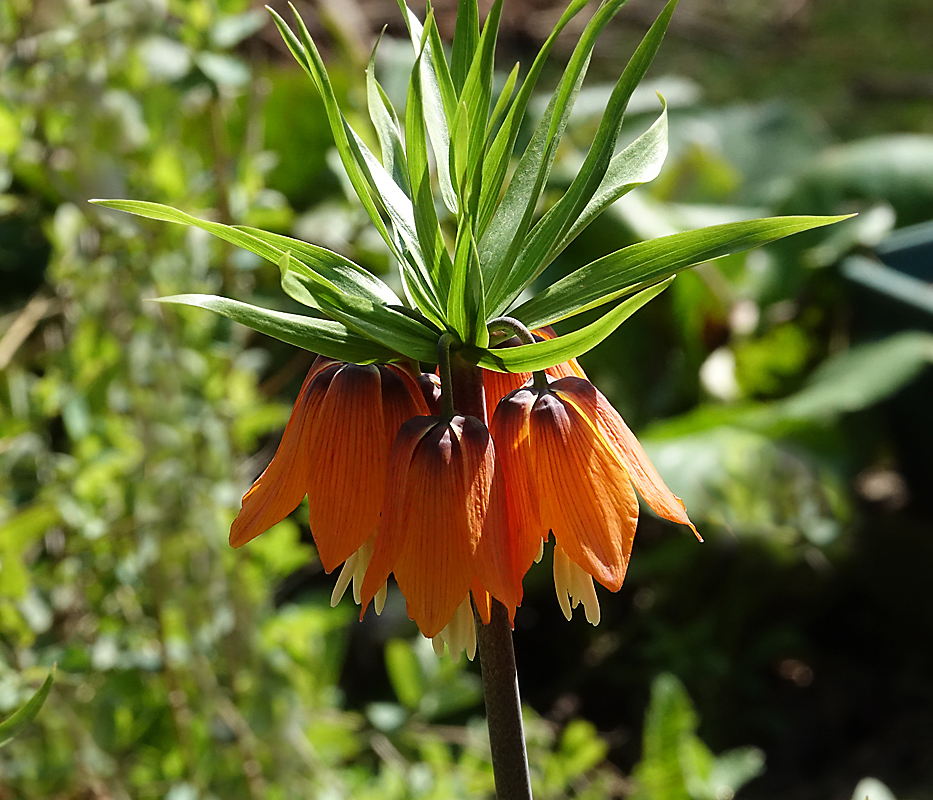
[396,2,459,213]
[513,215,850,329]
[406,44,454,302]
[480,0,631,295]
[775,331,933,420]
[554,98,668,256]
[366,31,411,196]
[475,278,672,373]
[385,639,425,710]
[450,0,479,95]
[0,669,55,748]
[156,294,396,363]
[447,224,487,347]
[491,0,676,316]
[475,0,592,239]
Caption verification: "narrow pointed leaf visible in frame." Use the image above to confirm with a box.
[396,2,459,213]
[475,279,673,373]
[450,0,479,94]
[276,253,441,362]
[90,199,400,307]
[475,0,592,239]
[553,98,668,256]
[406,47,454,301]
[236,226,401,304]
[367,31,411,195]
[481,0,632,295]
[493,0,676,315]
[447,225,487,347]
[0,669,54,749]
[156,294,396,363]
[458,0,502,190]
[486,62,520,141]
[512,215,852,330]
[271,8,405,269]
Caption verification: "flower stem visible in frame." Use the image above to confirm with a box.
[487,317,549,390]
[450,353,533,800]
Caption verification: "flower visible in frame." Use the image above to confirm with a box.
[229,357,430,578]
[489,374,698,624]
[359,414,512,638]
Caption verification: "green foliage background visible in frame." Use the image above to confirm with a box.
[2,0,932,798]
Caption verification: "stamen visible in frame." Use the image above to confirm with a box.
[553,545,573,621]
[553,544,601,625]
[330,550,359,607]
[430,596,476,660]
[535,537,545,564]
[374,583,387,615]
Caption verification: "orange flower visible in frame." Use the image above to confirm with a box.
[230,357,429,575]
[360,414,513,638]
[490,375,697,624]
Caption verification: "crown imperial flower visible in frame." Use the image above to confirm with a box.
[230,357,429,574]
[490,374,698,623]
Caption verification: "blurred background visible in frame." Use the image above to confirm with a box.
[2,0,933,797]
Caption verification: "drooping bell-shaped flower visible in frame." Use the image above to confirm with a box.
[360,414,514,638]
[490,375,697,624]
[230,357,430,575]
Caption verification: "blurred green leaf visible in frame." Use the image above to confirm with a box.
[0,668,55,749]
[385,639,426,711]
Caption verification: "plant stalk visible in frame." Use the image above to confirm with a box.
[449,353,533,800]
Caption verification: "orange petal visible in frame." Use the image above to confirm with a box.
[365,418,480,637]
[554,377,699,540]
[530,390,639,591]
[471,578,492,626]
[304,365,388,572]
[229,362,339,548]
[482,368,529,422]
[484,388,547,612]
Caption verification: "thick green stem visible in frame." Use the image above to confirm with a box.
[449,354,533,800]
[487,317,549,390]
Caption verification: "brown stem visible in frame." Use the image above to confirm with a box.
[449,354,533,800]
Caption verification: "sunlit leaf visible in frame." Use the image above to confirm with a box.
[513,215,851,329]
[155,294,397,363]
[476,278,672,372]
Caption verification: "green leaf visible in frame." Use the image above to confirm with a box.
[456,0,502,197]
[156,294,397,364]
[89,199,400,307]
[450,0,479,94]
[491,0,676,316]
[474,0,592,240]
[406,43,454,303]
[269,8,408,274]
[0,668,55,749]
[555,97,668,254]
[396,1,459,213]
[775,332,933,420]
[385,639,425,711]
[513,215,851,329]
[279,255,442,362]
[447,224,487,347]
[486,62,519,141]
[480,0,630,297]
[235,226,400,305]
[366,31,411,196]
[475,278,672,372]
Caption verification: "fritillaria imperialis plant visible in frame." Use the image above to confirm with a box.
[93,0,844,794]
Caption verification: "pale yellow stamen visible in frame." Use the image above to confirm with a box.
[331,536,386,614]
[553,544,601,625]
[535,537,545,563]
[430,595,476,660]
